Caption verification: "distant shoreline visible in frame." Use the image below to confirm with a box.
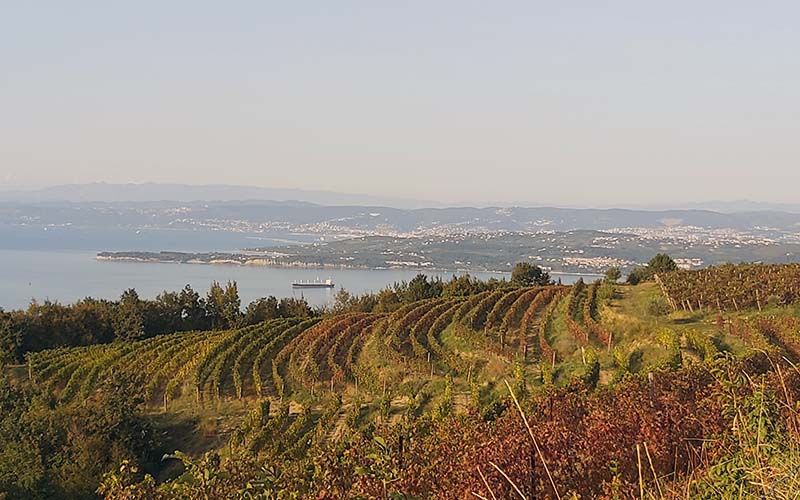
[95,251,604,277]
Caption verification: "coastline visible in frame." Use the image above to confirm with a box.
[95,252,605,277]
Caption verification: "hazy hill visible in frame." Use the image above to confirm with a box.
[2,198,800,233]
[4,183,800,214]
[0,182,434,208]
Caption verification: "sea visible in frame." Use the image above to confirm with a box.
[0,225,592,311]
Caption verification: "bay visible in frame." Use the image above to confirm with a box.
[0,225,596,311]
[0,249,594,311]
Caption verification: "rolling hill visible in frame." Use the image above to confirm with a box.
[7,263,800,498]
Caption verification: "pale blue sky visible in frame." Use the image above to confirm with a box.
[1,1,798,206]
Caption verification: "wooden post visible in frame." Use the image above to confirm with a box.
[654,273,677,311]
[637,444,644,500]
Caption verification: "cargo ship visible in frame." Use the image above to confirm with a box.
[292,278,335,288]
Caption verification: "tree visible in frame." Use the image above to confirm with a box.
[149,290,183,334]
[178,285,207,330]
[403,274,442,302]
[648,253,678,274]
[114,289,145,341]
[373,289,401,313]
[205,281,242,330]
[20,300,75,353]
[626,268,644,285]
[0,311,17,364]
[442,274,482,297]
[71,298,116,345]
[0,372,160,499]
[604,267,621,283]
[222,281,242,327]
[331,289,354,314]
[277,297,312,318]
[442,274,473,297]
[627,254,678,285]
[511,262,552,287]
[243,296,279,325]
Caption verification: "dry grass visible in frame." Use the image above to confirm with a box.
[475,355,800,500]
[665,356,800,499]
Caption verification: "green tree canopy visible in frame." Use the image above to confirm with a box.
[113,289,144,341]
[205,281,242,330]
[648,253,678,274]
[442,274,480,297]
[277,297,313,318]
[243,296,279,324]
[604,267,621,283]
[627,254,679,284]
[511,262,552,287]
[403,274,443,302]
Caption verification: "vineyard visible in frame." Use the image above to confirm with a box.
[25,286,580,407]
[9,265,800,499]
[658,262,800,312]
[25,276,798,426]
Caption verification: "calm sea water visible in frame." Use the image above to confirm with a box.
[0,226,593,311]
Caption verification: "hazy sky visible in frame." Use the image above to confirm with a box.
[2,1,798,206]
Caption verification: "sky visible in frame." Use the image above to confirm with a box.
[1,1,798,207]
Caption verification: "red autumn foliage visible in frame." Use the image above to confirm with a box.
[311,354,786,499]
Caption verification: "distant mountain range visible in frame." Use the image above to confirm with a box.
[636,200,800,214]
[2,199,800,236]
[2,183,799,213]
[0,183,436,209]
[3,185,800,272]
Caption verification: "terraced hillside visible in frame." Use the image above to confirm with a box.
[26,286,572,407]
[10,264,800,498]
[23,278,792,433]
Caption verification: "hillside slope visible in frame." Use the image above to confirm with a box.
[7,264,800,498]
